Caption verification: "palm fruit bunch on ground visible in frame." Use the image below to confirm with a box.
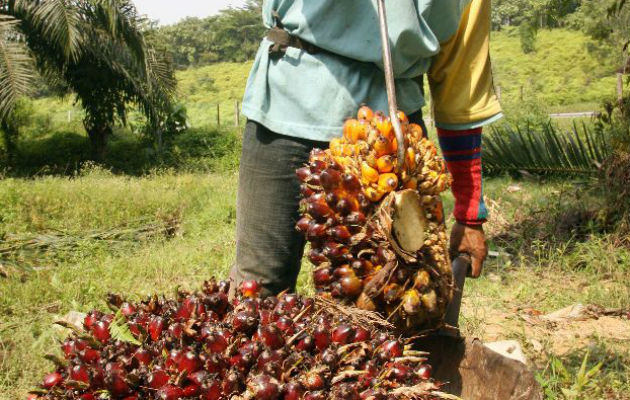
[296,106,453,334]
[30,279,449,400]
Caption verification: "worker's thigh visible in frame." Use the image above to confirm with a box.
[230,120,327,297]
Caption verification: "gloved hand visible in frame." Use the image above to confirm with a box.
[449,222,488,278]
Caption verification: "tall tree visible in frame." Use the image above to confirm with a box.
[0,0,177,158]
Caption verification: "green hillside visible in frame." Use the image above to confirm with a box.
[18,28,619,138]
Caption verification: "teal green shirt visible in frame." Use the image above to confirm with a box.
[242,0,496,141]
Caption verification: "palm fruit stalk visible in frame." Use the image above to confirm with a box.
[296,106,453,334]
[30,279,448,400]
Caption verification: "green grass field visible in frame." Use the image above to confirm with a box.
[0,27,628,400]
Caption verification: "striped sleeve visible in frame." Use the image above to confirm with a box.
[437,127,487,225]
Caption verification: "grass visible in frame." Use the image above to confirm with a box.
[0,166,628,399]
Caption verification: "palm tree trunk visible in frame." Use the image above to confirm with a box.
[86,123,111,161]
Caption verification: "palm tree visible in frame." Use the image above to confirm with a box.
[0,0,176,159]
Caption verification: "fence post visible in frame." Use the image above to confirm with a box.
[234,100,240,127]
[617,73,624,108]
[216,104,220,126]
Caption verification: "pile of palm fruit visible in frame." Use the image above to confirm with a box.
[30,280,448,400]
[296,107,453,333]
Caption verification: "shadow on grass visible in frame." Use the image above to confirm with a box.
[0,126,242,177]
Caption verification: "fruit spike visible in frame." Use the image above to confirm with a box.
[32,277,446,400]
[296,105,453,335]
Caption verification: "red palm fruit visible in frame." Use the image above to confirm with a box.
[148,316,164,341]
[83,311,101,331]
[321,347,338,368]
[148,367,170,389]
[335,198,352,214]
[323,242,348,259]
[256,349,280,369]
[70,364,90,384]
[306,222,327,240]
[304,391,326,400]
[178,351,202,374]
[307,202,333,221]
[168,322,184,339]
[127,322,141,338]
[302,371,325,391]
[344,211,366,226]
[353,327,371,342]
[249,375,280,400]
[205,353,224,374]
[189,370,208,386]
[79,394,96,400]
[92,320,110,343]
[342,173,362,193]
[391,362,412,381]
[106,373,131,397]
[119,302,136,317]
[295,334,315,352]
[233,311,258,333]
[61,340,75,358]
[340,275,362,297]
[157,384,184,400]
[330,281,343,297]
[27,395,39,400]
[329,225,352,242]
[165,349,183,369]
[201,380,222,400]
[300,183,315,197]
[417,364,432,380]
[222,371,242,395]
[313,325,331,350]
[133,349,151,366]
[283,381,305,400]
[380,340,403,359]
[332,324,355,344]
[296,167,311,182]
[307,248,327,265]
[333,264,353,278]
[320,168,342,191]
[275,316,294,333]
[175,297,195,321]
[79,348,100,364]
[183,384,201,397]
[313,267,333,286]
[281,293,299,308]
[258,325,284,349]
[360,389,385,400]
[241,280,260,298]
[205,292,229,315]
[296,216,312,233]
[357,105,374,121]
[309,159,327,173]
[42,372,63,389]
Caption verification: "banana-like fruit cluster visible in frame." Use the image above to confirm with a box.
[296,107,454,334]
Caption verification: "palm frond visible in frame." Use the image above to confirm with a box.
[27,0,82,60]
[0,15,35,120]
[483,121,611,176]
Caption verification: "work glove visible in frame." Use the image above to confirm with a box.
[449,222,487,278]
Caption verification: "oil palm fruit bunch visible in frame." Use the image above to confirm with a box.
[31,279,448,400]
[296,106,453,334]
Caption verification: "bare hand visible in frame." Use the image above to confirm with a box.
[449,222,488,278]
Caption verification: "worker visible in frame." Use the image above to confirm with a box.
[229,0,502,326]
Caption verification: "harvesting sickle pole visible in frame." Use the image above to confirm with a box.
[376,0,406,174]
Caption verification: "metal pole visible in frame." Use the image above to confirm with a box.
[376,0,405,174]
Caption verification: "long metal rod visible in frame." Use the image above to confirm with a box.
[376,0,406,174]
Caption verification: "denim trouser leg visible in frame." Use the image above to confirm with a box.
[229,121,327,297]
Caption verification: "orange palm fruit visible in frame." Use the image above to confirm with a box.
[343,119,367,143]
[357,105,374,121]
[360,162,379,183]
[378,173,398,192]
[329,137,343,156]
[374,136,394,157]
[341,144,354,156]
[376,155,394,173]
[405,147,416,170]
[396,110,408,124]
[409,123,424,139]
[374,117,394,140]
[364,186,385,202]
[432,201,444,221]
